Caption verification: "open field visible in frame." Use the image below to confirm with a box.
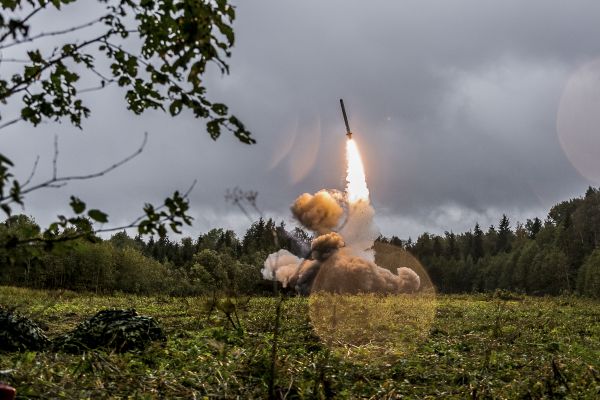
[0,286,599,399]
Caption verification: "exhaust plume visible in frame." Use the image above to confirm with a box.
[311,232,345,261]
[345,139,370,203]
[311,249,421,294]
[264,132,421,295]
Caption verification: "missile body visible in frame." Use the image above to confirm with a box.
[339,99,352,138]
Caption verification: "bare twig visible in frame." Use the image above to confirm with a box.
[0,117,22,131]
[0,132,148,209]
[88,66,114,84]
[21,155,40,187]
[225,187,262,221]
[268,294,284,400]
[19,132,148,197]
[52,134,58,180]
[78,83,113,94]
[0,57,30,63]
[94,179,197,234]
[0,17,103,50]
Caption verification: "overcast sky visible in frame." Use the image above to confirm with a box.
[3,0,600,240]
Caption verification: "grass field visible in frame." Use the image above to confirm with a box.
[0,286,599,399]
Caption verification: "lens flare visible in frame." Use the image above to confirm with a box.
[309,242,437,364]
[345,138,370,203]
[557,58,600,184]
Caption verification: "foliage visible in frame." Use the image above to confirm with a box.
[0,216,281,295]
[577,248,600,299]
[0,0,252,143]
[0,287,598,398]
[0,0,254,255]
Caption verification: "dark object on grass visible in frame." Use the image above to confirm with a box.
[0,383,16,400]
[52,309,166,353]
[0,308,50,351]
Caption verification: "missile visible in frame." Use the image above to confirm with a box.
[340,98,352,139]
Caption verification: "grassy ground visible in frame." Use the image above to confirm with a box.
[0,286,599,399]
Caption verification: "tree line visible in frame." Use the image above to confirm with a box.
[1,187,600,298]
[0,216,309,296]
[381,186,600,298]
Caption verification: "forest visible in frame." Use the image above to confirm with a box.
[2,186,599,298]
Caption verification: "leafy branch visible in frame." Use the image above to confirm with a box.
[0,16,103,50]
[0,0,254,253]
[0,132,149,212]
[1,131,195,250]
[0,0,255,142]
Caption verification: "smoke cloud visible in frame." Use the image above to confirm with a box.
[311,232,344,261]
[311,249,421,294]
[262,249,303,288]
[290,190,344,235]
[263,190,421,295]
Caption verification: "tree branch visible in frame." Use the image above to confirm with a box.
[95,179,197,234]
[0,131,148,208]
[3,31,114,98]
[0,4,46,44]
[9,179,197,247]
[0,117,22,131]
[225,187,262,222]
[52,134,58,180]
[0,17,103,50]
[0,57,30,63]
[21,155,40,187]
[20,131,148,196]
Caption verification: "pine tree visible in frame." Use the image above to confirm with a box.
[525,217,542,239]
[497,214,512,253]
[472,223,484,261]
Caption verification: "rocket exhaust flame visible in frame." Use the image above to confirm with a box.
[340,98,369,203]
[345,138,370,203]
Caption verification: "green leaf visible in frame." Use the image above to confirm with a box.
[206,119,222,140]
[211,103,228,116]
[27,50,43,64]
[169,99,182,116]
[88,209,108,223]
[0,153,13,166]
[69,196,86,214]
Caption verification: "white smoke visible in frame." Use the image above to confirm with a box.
[338,200,379,262]
[262,249,303,288]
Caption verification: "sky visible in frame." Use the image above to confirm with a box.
[2,0,600,240]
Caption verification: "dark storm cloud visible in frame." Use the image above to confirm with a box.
[2,0,599,239]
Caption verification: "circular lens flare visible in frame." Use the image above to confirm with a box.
[557,59,600,184]
[309,243,437,364]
